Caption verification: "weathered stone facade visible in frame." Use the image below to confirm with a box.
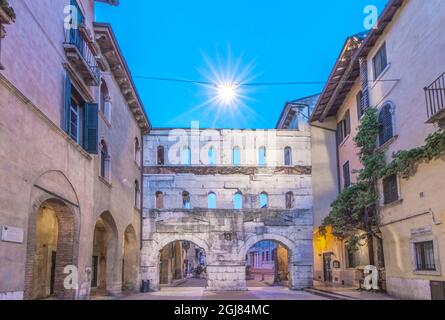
[141,129,314,291]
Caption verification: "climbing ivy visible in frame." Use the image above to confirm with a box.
[381,129,445,179]
[323,108,384,250]
[323,106,445,251]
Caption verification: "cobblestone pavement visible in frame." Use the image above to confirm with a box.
[118,279,329,300]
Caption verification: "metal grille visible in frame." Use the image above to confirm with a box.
[425,72,445,121]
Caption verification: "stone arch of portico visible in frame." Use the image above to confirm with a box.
[153,234,211,262]
[238,233,297,262]
[24,171,81,300]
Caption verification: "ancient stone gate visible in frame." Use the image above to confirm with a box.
[140,208,313,291]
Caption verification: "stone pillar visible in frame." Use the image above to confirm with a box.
[290,239,313,290]
[206,265,247,291]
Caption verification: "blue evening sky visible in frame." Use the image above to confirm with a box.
[95,0,388,129]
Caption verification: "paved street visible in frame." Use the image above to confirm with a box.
[117,278,328,300]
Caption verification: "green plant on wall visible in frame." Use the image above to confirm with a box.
[323,108,384,251]
[0,0,15,21]
[324,106,445,251]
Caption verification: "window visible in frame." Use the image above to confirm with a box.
[258,147,266,167]
[157,146,165,165]
[343,161,351,189]
[100,80,111,122]
[155,192,164,209]
[234,192,243,209]
[356,90,365,119]
[63,75,99,154]
[284,147,292,166]
[182,191,191,209]
[373,43,388,79]
[259,192,268,209]
[134,180,140,209]
[134,137,141,165]
[100,140,110,181]
[414,241,436,271]
[208,147,216,165]
[182,146,191,165]
[232,147,241,166]
[208,192,217,209]
[346,246,358,268]
[285,192,294,209]
[336,110,351,145]
[379,104,394,146]
[383,174,399,205]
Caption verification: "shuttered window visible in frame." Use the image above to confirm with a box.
[383,174,399,205]
[343,161,351,189]
[373,43,388,79]
[379,104,394,146]
[356,90,364,119]
[336,110,351,146]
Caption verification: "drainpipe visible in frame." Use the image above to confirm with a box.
[140,130,145,250]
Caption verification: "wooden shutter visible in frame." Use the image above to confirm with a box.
[345,110,351,136]
[379,104,393,145]
[63,75,71,133]
[83,103,99,154]
[383,174,398,204]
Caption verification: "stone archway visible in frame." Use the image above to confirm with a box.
[122,225,138,292]
[91,212,119,296]
[24,198,78,300]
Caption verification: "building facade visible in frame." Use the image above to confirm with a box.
[141,128,314,291]
[0,0,149,300]
[311,0,445,299]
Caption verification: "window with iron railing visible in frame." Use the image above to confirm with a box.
[425,72,445,122]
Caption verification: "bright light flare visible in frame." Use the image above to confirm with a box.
[216,83,239,106]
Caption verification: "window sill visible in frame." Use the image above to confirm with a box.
[380,198,403,210]
[377,134,398,152]
[339,134,351,148]
[98,176,112,188]
[413,270,441,276]
[371,63,391,90]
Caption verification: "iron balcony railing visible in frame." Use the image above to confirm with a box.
[64,27,100,84]
[425,72,445,122]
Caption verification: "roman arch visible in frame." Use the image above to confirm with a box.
[141,208,313,291]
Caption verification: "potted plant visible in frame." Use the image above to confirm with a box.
[0,0,16,24]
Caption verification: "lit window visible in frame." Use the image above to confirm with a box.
[258,147,266,167]
[182,191,191,209]
[232,147,241,166]
[208,147,216,165]
[182,146,191,165]
[234,192,243,209]
[260,192,268,208]
[208,192,217,209]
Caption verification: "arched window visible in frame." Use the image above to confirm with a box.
[234,192,243,209]
[134,180,140,209]
[285,191,294,209]
[208,147,216,165]
[182,146,191,165]
[232,147,241,166]
[100,140,110,181]
[155,191,164,209]
[259,192,268,209]
[258,147,266,167]
[379,103,394,146]
[100,79,111,122]
[157,146,165,165]
[134,137,141,165]
[284,147,292,166]
[208,192,217,209]
[182,191,191,209]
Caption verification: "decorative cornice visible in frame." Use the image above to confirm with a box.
[144,166,312,176]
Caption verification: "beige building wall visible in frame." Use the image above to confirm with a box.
[364,0,445,299]
[0,0,146,299]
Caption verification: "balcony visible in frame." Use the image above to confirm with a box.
[425,72,445,124]
[63,27,100,86]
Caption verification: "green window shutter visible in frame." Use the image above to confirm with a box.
[83,103,99,154]
[63,75,71,133]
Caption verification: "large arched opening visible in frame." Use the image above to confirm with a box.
[91,212,119,296]
[245,240,291,288]
[158,240,207,289]
[122,225,138,292]
[25,199,77,300]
